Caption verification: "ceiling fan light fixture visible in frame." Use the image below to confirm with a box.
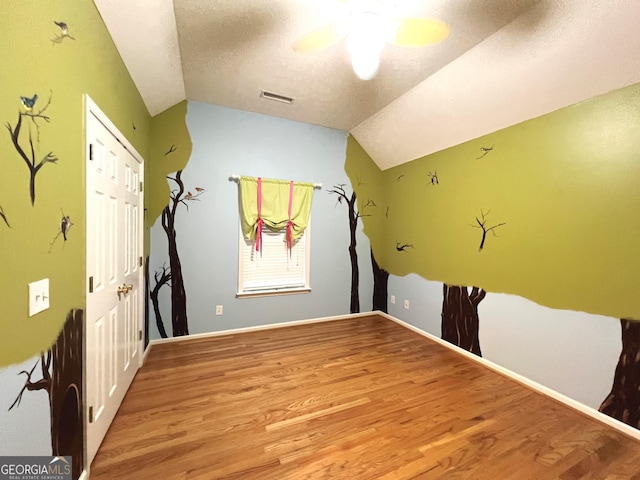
[350,48,381,81]
[346,11,385,80]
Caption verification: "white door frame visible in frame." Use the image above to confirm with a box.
[83,95,145,472]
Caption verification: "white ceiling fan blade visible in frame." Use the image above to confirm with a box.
[386,18,450,47]
[294,23,351,52]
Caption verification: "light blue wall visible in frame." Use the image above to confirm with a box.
[0,356,51,456]
[149,102,374,338]
[387,274,621,410]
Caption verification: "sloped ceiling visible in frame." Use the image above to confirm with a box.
[94,0,640,170]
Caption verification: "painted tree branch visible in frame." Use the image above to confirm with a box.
[9,352,52,411]
[328,184,360,313]
[22,92,53,142]
[6,98,58,205]
[150,265,171,339]
[0,205,9,227]
[470,209,506,251]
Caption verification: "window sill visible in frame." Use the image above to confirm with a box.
[236,287,311,299]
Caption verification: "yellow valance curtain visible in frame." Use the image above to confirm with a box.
[239,176,314,251]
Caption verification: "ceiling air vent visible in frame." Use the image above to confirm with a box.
[260,90,295,104]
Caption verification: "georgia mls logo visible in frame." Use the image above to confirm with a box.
[0,456,72,480]
[49,457,71,474]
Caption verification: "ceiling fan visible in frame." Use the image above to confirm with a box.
[294,0,450,81]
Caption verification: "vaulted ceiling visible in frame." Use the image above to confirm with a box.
[94,0,640,170]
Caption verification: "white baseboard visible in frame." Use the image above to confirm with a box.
[147,311,376,347]
[142,342,152,364]
[78,469,89,480]
[378,311,640,442]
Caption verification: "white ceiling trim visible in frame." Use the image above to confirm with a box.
[352,0,640,170]
[94,0,186,116]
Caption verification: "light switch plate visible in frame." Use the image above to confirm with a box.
[29,278,50,317]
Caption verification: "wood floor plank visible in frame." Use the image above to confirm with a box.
[90,315,640,479]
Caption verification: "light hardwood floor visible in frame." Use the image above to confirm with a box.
[90,315,640,479]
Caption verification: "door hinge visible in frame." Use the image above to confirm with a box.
[89,276,94,293]
[89,144,94,161]
[139,256,143,267]
[139,330,142,341]
[139,181,143,192]
[89,406,94,423]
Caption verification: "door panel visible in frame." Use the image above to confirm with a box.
[86,104,143,467]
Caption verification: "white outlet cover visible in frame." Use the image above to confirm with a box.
[390,295,396,304]
[29,278,50,317]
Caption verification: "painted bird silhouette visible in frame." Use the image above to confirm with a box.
[396,242,414,252]
[20,94,38,111]
[52,21,75,42]
[61,215,72,241]
[55,21,69,33]
[477,145,494,160]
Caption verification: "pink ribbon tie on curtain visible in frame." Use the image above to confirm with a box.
[256,177,264,253]
[286,180,295,256]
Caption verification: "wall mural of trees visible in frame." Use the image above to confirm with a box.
[6,93,58,206]
[343,84,640,434]
[441,285,486,356]
[328,184,361,314]
[150,264,170,339]
[9,309,84,479]
[371,248,389,313]
[158,170,205,337]
[599,319,640,429]
[144,256,151,349]
[329,181,389,314]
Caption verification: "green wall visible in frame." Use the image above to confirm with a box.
[0,1,158,367]
[146,101,193,230]
[347,82,640,321]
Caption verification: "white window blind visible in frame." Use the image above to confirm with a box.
[237,223,310,296]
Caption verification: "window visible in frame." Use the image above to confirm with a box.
[237,223,310,297]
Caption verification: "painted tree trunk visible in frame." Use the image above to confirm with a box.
[150,266,170,339]
[599,319,640,429]
[441,284,486,356]
[144,256,150,347]
[50,309,84,479]
[348,194,360,314]
[371,248,389,313]
[163,205,189,337]
[29,173,36,206]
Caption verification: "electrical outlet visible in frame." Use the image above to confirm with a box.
[215,305,223,316]
[390,295,395,304]
[29,279,50,317]
[404,300,410,310]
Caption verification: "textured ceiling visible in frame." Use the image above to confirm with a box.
[94,0,640,170]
